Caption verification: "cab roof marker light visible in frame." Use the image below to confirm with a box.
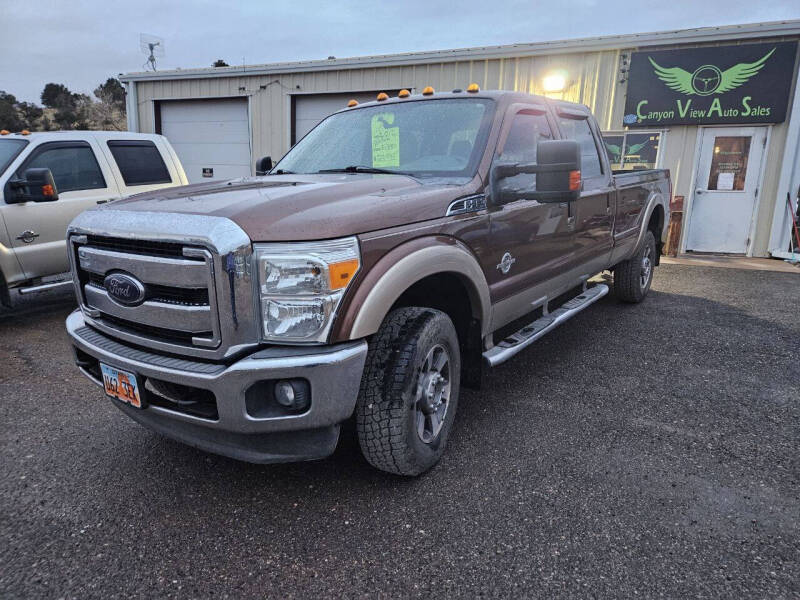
[347,99,358,107]
[398,89,410,98]
[466,83,480,93]
[0,130,9,135]
[20,130,30,135]
[422,86,434,95]
[376,92,389,101]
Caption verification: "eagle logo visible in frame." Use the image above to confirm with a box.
[648,48,775,96]
[604,140,649,163]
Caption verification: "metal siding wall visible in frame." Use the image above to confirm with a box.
[753,122,788,256]
[660,125,698,207]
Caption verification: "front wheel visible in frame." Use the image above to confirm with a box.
[355,307,461,476]
[614,230,656,303]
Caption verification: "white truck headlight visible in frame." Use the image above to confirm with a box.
[254,237,360,343]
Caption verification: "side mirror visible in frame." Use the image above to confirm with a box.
[492,139,581,205]
[7,168,59,203]
[255,156,273,176]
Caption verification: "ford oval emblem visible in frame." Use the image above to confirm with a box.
[104,272,146,306]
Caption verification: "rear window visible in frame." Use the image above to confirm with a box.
[107,140,171,186]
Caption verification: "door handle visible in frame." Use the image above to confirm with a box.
[16,230,39,243]
[695,189,704,195]
[96,199,108,205]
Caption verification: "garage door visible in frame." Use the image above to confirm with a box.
[160,99,251,183]
[293,91,401,143]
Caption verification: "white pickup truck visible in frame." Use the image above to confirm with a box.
[0,131,187,306]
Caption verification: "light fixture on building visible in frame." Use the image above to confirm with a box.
[542,71,568,93]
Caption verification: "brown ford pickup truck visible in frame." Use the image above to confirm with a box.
[66,88,670,476]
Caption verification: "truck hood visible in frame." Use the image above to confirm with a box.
[106,174,466,241]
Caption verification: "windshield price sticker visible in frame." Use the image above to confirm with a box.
[623,42,797,127]
[371,113,400,168]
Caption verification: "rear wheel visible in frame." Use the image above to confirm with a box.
[614,230,656,303]
[355,307,461,476]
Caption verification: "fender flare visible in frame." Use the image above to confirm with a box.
[341,236,492,340]
[633,192,667,250]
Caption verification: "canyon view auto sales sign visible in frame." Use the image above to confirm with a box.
[623,42,798,127]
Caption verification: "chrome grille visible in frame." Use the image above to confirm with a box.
[70,235,221,351]
[68,209,261,361]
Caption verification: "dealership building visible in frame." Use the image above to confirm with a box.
[120,20,800,258]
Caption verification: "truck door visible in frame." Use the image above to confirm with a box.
[488,106,574,312]
[555,110,614,274]
[1,140,119,280]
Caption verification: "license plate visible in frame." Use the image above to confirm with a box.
[100,363,142,408]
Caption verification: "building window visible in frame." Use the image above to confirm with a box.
[602,131,663,171]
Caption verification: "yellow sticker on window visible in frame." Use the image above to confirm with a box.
[371,113,400,168]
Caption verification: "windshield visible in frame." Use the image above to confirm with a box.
[275,98,495,178]
[0,139,29,174]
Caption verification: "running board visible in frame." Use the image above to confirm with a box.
[483,284,609,367]
[18,280,74,295]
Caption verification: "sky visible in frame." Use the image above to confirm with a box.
[2,0,799,103]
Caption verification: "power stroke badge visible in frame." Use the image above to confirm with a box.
[623,41,797,127]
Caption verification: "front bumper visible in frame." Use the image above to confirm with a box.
[66,310,368,463]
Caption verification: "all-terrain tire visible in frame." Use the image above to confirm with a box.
[614,230,656,303]
[355,307,461,476]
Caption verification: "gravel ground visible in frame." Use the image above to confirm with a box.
[1,264,798,599]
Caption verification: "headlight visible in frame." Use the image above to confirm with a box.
[254,237,360,343]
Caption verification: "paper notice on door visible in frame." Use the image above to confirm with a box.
[716,172,735,191]
[371,113,400,168]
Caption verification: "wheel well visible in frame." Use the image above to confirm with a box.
[390,272,483,388]
[647,204,665,264]
[0,269,10,308]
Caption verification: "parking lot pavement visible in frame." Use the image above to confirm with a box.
[1,264,798,598]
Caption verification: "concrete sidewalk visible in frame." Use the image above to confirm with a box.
[662,254,800,273]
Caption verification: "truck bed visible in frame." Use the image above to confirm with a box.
[612,168,670,189]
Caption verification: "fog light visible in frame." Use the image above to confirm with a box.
[274,379,310,412]
[275,380,296,406]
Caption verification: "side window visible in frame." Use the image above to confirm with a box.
[557,116,603,180]
[499,111,553,192]
[107,140,171,186]
[20,144,106,193]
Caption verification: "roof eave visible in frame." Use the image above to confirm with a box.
[120,20,800,83]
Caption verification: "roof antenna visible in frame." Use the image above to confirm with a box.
[140,33,165,71]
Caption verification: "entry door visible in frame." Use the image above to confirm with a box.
[686,127,767,253]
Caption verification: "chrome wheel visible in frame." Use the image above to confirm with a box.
[640,245,653,291]
[415,344,451,444]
